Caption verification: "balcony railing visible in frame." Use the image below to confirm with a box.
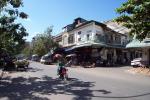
[94,35,106,43]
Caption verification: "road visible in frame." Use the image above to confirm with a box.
[0,61,150,100]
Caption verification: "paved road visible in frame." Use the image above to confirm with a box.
[0,61,150,100]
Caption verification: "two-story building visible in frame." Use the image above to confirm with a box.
[58,18,129,66]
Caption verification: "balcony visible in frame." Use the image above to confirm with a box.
[94,35,106,43]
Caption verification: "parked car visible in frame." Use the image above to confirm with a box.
[40,54,52,64]
[31,54,39,61]
[14,58,29,71]
[131,58,145,67]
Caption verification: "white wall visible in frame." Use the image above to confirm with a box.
[62,32,69,47]
[95,25,104,36]
[62,22,126,47]
[71,23,94,44]
[68,23,105,45]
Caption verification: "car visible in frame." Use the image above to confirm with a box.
[131,58,145,67]
[40,54,52,64]
[14,58,29,71]
[31,54,39,61]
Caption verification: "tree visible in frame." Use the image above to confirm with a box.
[115,0,150,40]
[21,42,31,57]
[32,27,59,57]
[0,0,28,55]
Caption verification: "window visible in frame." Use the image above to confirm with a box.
[96,30,101,34]
[107,34,113,43]
[63,35,67,45]
[105,34,108,43]
[111,35,113,40]
[78,31,81,35]
[96,34,101,39]
[87,34,90,41]
[78,31,82,42]
[87,30,92,33]
[68,34,74,44]
[115,36,121,44]
[95,34,105,42]
[78,37,81,41]
[105,34,113,43]
[144,40,150,43]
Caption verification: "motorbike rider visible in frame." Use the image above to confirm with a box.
[57,57,68,79]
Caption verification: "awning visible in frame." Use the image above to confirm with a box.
[72,42,107,49]
[65,42,124,51]
[65,48,74,52]
[126,38,150,48]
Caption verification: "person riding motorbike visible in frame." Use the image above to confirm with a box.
[56,56,68,80]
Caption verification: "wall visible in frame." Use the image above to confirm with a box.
[62,32,69,47]
[70,23,95,45]
[72,23,105,45]
[142,48,149,63]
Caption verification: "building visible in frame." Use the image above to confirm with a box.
[104,20,131,64]
[52,32,63,46]
[55,18,130,66]
[126,35,150,66]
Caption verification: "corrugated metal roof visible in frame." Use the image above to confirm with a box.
[126,38,150,48]
[104,21,130,35]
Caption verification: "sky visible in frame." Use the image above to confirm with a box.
[18,0,127,41]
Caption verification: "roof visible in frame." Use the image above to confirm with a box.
[67,20,106,32]
[66,19,126,37]
[104,20,130,35]
[126,38,150,48]
[53,32,62,38]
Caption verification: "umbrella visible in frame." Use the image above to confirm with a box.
[54,54,62,58]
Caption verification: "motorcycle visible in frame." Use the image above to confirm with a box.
[58,67,68,80]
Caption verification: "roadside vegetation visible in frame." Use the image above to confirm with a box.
[22,26,59,57]
[115,0,150,40]
[115,0,150,70]
[0,0,28,56]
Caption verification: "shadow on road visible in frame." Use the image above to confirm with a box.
[0,75,97,100]
[0,74,150,100]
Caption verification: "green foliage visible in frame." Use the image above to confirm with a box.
[22,45,31,57]
[115,0,150,40]
[0,0,28,55]
[32,27,59,57]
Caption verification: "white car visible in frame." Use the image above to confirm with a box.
[40,55,52,64]
[31,54,39,61]
[131,58,143,67]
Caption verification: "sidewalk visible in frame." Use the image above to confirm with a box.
[127,67,150,76]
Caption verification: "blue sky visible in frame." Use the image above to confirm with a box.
[19,0,126,41]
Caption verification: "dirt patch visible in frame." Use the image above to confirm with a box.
[127,67,150,76]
